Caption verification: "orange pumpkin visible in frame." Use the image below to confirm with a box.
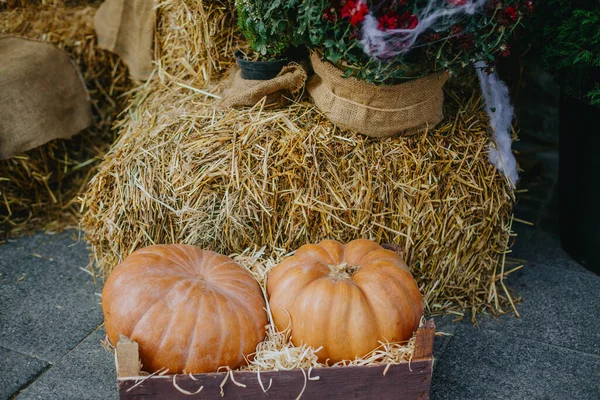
[102,244,267,373]
[266,239,422,363]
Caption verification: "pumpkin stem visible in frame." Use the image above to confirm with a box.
[328,263,360,279]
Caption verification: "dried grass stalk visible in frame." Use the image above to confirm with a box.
[0,2,131,239]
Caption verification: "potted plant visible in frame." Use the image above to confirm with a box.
[234,0,303,80]
[536,0,600,273]
[294,0,530,137]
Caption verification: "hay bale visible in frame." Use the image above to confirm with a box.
[154,0,239,85]
[0,2,131,238]
[82,88,517,317]
[79,0,519,317]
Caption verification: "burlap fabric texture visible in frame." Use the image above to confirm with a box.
[307,52,448,138]
[0,36,92,160]
[219,63,307,108]
[94,0,156,81]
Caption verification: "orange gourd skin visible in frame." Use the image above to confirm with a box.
[266,239,422,363]
[102,244,267,374]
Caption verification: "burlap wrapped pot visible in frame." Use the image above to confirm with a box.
[307,52,448,138]
[219,63,308,108]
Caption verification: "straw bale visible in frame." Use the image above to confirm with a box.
[81,84,518,317]
[0,0,235,240]
[79,0,519,317]
[154,0,240,86]
[0,1,131,239]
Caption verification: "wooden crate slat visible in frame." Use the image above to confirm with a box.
[115,319,435,399]
[413,319,435,360]
[116,335,142,378]
[119,361,432,399]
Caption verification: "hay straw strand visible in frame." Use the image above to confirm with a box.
[172,374,204,395]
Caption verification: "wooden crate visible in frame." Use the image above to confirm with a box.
[116,320,435,399]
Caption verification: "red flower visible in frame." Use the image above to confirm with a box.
[448,0,469,5]
[498,43,511,57]
[397,11,419,30]
[521,1,533,13]
[459,33,475,49]
[341,0,369,26]
[378,12,399,30]
[450,24,463,35]
[425,32,441,42]
[323,7,337,22]
[504,6,518,21]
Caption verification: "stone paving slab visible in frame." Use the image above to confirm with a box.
[2,231,92,272]
[430,326,600,400]
[0,234,103,363]
[478,225,600,357]
[0,345,49,399]
[511,224,586,273]
[16,327,117,400]
[432,316,459,360]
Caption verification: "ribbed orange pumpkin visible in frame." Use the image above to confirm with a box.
[102,244,267,373]
[266,239,422,363]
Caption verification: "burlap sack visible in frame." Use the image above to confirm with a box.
[94,0,156,81]
[0,36,92,160]
[307,52,448,138]
[219,63,307,108]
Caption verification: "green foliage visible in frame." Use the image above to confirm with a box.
[294,0,528,85]
[540,1,600,106]
[235,0,301,60]
[590,85,600,105]
[235,1,528,83]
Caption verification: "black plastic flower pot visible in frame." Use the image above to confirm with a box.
[235,50,288,81]
[559,92,600,274]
